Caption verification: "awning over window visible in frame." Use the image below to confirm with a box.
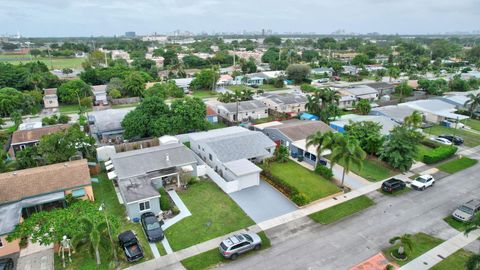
[72,188,86,198]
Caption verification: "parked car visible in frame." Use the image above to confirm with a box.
[381,178,406,193]
[140,212,164,242]
[439,135,464,145]
[452,199,480,222]
[118,230,144,262]
[430,137,453,145]
[219,232,262,260]
[410,174,435,190]
[0,258,14,270]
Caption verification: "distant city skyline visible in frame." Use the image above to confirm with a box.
[1,0,479,37]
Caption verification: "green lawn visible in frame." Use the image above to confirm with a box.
[437,157,478,174]
[225,85,254,92]
[0,54,84,69]
[463,119,480,132]
[156,242,167,256]
[384,233,444,266]
[443,216,466,232]
[431,249,474,270]
[180,231,270,270]
[309,195,375,225]
[266,160,341,203]
[257,84,287,91]
[190,90,218,98]
[164,181,255,251]
[58,104,93,114]
[425,125,480,147]
[416,144,435,161]
[336,157,398,182]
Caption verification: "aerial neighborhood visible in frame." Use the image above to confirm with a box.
[1,15,480,270]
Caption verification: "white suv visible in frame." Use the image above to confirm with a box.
[410,174,435,190]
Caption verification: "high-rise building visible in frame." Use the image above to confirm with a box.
[125,31,136,38]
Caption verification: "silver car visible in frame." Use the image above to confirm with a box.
[453,199,480,222]
[219,232,262,260]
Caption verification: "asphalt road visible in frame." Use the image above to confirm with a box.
[218,163,480,270]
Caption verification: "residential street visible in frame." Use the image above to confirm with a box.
[217,163,480,270]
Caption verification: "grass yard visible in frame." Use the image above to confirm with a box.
[0,54,84,69]
[58,104,93,114]
[383,232,444,266]
[156,242,167,256]
[225,85,254,92]
[443,216,466,232]
[309,195,375,225]
[336,157,398,182]
[437,157,478,174]
[164,180,255,251]
[190,90,218,98]
[257,84,287,91]
[431,249,474,270]
[416,144,435,162]
[425,125,480,147]
[180,231,270,270]
[266,160,341,203]
[463,119,480,132]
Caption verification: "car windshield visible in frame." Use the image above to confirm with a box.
[415,177,427,183]
[146,222,160,230]
[459,206,474,214]
[243,234,253,242]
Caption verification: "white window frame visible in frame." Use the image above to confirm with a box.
[139,201,150,212]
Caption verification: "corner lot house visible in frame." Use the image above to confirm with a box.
[402,99,469,123]
[0,160,93,267]
[187,127,275,192]
[217,100,268,123]
[9,124,70,158]
[257,119,333,166]
[260,93,307,117]
[110,142,198,220]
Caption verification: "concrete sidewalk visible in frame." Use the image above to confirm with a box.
[400,230,480,270]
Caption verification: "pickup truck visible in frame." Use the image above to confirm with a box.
[118,230,144,262]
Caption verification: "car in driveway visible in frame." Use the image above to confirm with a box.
[118,230,144,262]
[219,232,262,260]
[410,174,435,190]
[140,212,164,242]
[381,178,406,193]
[452,199,480,222]
[439,135,464,145]
[430,137,453,145]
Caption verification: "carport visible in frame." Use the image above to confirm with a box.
[229,180,297,223]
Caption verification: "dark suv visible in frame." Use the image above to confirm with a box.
[140,212,164,242]
[439,135,464,145]
[381,178,406,193]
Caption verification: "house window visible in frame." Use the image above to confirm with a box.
[198,145,200,150]
[20,145,27,150]
[209,154,212,161]
[264,110,268,113]
[0,238,3,248]
[139,201,150,212]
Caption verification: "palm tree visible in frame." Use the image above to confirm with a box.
[465,93,480,119]
[388,67,400,83]
[306,132,326,163]
[466,254,480,270]
[389,234,413,259]
[73,217,108,265]
[329,135,366,187]
[404,111,423,129]
[305,94,321,116]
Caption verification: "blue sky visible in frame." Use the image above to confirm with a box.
[1,0,479,37]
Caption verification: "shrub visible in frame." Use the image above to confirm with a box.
[58,114,70,124]
[159,188,171,211]
[291,193,309,206]
[261,169,309,206]
[420,139,441,149]
[80,96,93,108]
[423,145,457,164]
[315,165,333,180]
[172,205,180,215]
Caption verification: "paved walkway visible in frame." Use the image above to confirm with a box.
[163,190,191,230]
[17,242,54,270]
[400,230,480,270]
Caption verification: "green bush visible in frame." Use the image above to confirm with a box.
[159,188,171,211]
[315,165,333,180]
[261,169,308,206]
[421,139,441,149]
[172,205,180,215]
[423,145,457,164]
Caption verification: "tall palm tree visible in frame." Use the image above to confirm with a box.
[389,234,413,259]
[465,93,480,118]
[329,135,366,187]
[306,132,326,163]
[73,217,107,265]
[404,111,423,129]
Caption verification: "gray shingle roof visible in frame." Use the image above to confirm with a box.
[219,100,267,113]
[266,119,333,141]
[89,108,134,134]
[112,143,197,180]
[202,131,275,163]
[264,94,307,105]
[117,175,160,204]
[343,85,378,96]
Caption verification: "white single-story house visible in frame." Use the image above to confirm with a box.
[92,85,108,105]
[260,93,307,116]
[217,100,268,123]
[330,114,399,135]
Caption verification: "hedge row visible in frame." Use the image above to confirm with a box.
[261,170,309,206]
[315,165,333,180]
[423,145,458,164]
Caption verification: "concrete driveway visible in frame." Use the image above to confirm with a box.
[229,180,297,223]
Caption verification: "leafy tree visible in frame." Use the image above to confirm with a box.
[123,71,146,97]
[122,96,170,139]
[302,50,319,62]
[465,254,480,270]
[82,50,107,69]
[263,36,282,46]
[389,234,413,259]
[330,135,366,187]
[262,48,281,64]
[168,97,207,134]
[30,49,42,57]
[355,99,371,115]
[16,147,43,170]
[0,149,16,173]
[182,55,208,69]
[271,60,289,70]
[300,83,317,92]
[379,125,423,171]
[286,64,311,84]
[345,121,383,156]
[160,49,179,66]
[62,68,73,77]
[274,145,289,163]
[465,93,480,118]
[305,88,340,123]
[463,213,480,270]
[108,88,122,99]
[57,80,92,104]
[418,78,447,95]
[351,54,371,66]
[466,46,480,65]
[449,75,470,92]
[306,131,337,164]
[395,81,413,99]
[144,83,168,99]
[0,88,37,116]
[240,58,257,74]
[190,69,219,91]
[403,111,423,129]
[387,67,400,82]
